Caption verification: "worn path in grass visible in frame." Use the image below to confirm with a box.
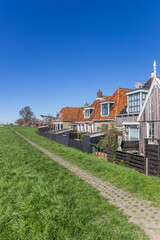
[11,128,160,240]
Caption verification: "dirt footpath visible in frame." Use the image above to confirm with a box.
[11,128,160,240]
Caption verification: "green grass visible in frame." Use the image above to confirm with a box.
[12,126,160,207]
[0,127,149,239]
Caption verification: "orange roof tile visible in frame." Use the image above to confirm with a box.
[58,107,82,121]
[71,88,131,123]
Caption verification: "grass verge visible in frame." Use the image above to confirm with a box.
[11,126,160,207]
[0,127,149,239]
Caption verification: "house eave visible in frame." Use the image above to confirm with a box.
[54,120,72,122]
[75,121,93,124]
[93,118,115,122]
[116,113,139,117]
[126,89,149,95]
[123,122,140,125]
[100,101,115,105]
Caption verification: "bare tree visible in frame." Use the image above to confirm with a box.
[46,114,54,126]
[19,106,34,126]
[15,118,25,126]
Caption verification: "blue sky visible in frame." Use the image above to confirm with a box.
[1,0,160,123]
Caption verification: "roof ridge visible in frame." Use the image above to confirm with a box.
[62,106,81,109]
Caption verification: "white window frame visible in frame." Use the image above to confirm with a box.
[123,123,139,141]
[127,89,148,114]
[147,122,154,143]
[128,93,140,113]
[101,103,109,117]
[84,107,94,119]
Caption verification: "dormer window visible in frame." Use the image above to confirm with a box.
[84,108,94,118]
[129,93,140,113]
[56,112,60,120]
[127,89,148,114]
[101,101,115,117]
[101,103,109,116]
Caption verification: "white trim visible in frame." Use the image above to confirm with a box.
[84,107,95,110]
[54,129,72,135]
[123,122,140,125]
[125,124,140,141]
[83,132,104,137]
[100,101,115,104]
[147,121,155,142]
[83,108,94,119]
[96,97,103,100]
[126,89,149,95]
[101,102,109,117]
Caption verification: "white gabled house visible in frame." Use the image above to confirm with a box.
[138,61,160,153]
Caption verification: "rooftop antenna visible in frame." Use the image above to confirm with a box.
[153,60,156,78]
[134,82,142,89]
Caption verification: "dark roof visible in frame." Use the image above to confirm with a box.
[117,105,127,115]
[142,78,153,89]
[40,115,55,118]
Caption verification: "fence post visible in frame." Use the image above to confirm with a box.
[144,139,148,175]
[157,140,160,177]
[145,157,148,175]
[125,153,130,167]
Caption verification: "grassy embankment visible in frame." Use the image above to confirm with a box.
[0,127,149,239]
[12,126,160,207]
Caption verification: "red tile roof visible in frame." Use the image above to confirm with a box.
[58,107,82,121]
[70,88,131,124]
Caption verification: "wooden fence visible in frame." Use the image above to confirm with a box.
[107,149,145,174]
[106,140,160,177]
[36,131,91,153]
[121,141,139,152]
[145,139,160,177]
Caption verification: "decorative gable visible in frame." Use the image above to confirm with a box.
[138,79,160,122]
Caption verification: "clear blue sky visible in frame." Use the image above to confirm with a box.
[1,0,160,123]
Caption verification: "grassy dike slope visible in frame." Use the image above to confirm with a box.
[13,126,160,207]
[0,127,148,239]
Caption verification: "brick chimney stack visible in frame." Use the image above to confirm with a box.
[84,102,89,107]
[97,90,103,98]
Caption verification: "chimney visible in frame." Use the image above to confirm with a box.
[84,102,89,107]
[151,71,154,78]
[97,90,103,98]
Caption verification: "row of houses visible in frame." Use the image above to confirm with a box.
[41,61,160,154]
